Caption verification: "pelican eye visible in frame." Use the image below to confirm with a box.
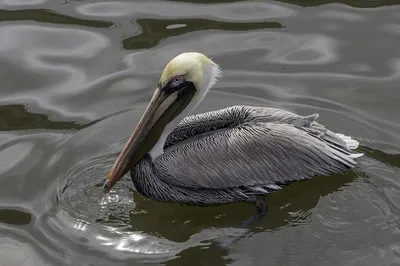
[172,75,184,86]
[164,75,186,93]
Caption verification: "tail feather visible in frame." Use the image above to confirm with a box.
[306,119,364,167]
[335,133,364,159]
[335,133,359,150]
[349,153,364,159]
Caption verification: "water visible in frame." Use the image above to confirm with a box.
[1,0,400,265]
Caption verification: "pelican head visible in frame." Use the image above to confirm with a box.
[103,52,221,193]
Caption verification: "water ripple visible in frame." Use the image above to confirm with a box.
[123,19,284,50]
[76,1,295,20]
[3,0,48,7]
[1,0,400,265]
[0,9,114,28]
[0,24,111,119]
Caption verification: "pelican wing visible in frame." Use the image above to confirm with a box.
[155,120,359,190]
[165,105,321,148]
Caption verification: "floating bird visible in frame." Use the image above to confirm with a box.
[103,52,363,217]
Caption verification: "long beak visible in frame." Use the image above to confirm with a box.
[103,83,196,193]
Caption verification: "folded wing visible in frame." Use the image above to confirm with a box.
[156,120,360,190]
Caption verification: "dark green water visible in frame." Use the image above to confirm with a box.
[1,0,400,265]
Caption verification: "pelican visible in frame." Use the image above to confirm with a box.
[103,52,363,215]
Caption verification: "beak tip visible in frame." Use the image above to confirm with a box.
[102,181,110,194]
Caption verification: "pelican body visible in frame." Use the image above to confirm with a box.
[103,52,363,208]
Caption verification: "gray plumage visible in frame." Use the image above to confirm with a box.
[131,105,362,205]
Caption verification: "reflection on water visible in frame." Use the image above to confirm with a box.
[1,0,400,265]
[0,9,114,28]
[122,19,284,50]
[0,104,83,131]
[359,146,400,168]
[0,208,31,225]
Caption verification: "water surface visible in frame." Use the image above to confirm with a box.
[1,0,400,265]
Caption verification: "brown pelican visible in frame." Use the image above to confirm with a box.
[103,52,363,215]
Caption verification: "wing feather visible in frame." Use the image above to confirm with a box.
[165,105,319,148]
[155,122,356,190]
